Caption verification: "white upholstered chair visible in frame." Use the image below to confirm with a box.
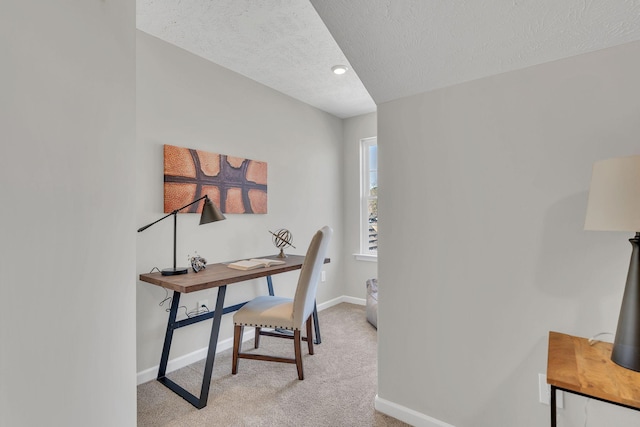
[232,226,332,380]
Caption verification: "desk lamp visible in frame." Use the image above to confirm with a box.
[585,155,640,371]
[138,195,225,276]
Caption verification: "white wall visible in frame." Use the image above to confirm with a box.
[343,112,378,299]
[377,41,640,427]
[0,2,136,426]
[136,31,345,374]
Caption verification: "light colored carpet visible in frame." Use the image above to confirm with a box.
[137,303,409,426]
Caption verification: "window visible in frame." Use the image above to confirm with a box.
[359,137,377,260]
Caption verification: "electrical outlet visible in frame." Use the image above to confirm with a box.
[538,373,563,408]
[197,299,209,313]
[321,271,326,282]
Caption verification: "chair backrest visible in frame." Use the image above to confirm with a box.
[292,226,333,328]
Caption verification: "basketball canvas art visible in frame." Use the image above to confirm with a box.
[164,144,267,214]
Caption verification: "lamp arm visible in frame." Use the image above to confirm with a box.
[137,195,210,233]
[137,211,175,233]
[173,194,210,214]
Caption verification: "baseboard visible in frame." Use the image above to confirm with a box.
[136,329,256,385]
[317,295,365,310]
[375,395,456,427]
[137,295,363,385]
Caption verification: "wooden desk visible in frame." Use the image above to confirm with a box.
[139,254,329,409]
[546,331,640,426]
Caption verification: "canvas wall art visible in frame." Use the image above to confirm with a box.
[164,144,267,214]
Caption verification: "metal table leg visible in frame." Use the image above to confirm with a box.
[548,385,640,427]
[196,285,226,406]
[312,301,321,344]
[156,286,228,409]
[551,385,557,427]
[266,275,275,296]
[158,290,180,379]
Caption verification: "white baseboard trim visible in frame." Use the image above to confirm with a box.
[137,295,364,385]
[317,295,365,310]
[136,329,256,385]
[375,395,456,427]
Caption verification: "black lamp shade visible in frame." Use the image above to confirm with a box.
[200,196,226,224]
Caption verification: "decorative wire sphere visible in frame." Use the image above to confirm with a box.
[270,228,295,258]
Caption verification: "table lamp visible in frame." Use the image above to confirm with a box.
[584,155,640,371]
[138,195,226,276]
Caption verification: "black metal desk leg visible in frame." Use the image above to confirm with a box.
[197,285,227,408]
[266,275,274,296]
[312,301,321,344]
[158,291,181,378]
[551,385,557,427]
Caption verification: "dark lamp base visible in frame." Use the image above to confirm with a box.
[612,343,640,372]
[162,267,189,276]
[611,234,640,372]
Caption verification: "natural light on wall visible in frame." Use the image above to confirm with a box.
[357,137,377,261]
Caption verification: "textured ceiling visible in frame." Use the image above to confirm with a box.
[311,0,640,104]
[136,0,375,119]
[137,0,640,119]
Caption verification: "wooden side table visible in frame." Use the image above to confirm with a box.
[546,331,640,427]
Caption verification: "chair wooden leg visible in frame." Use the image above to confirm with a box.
[294,329,304,380]
[232,324,243,375]
[254,327,261,349]
[306,316,314,355]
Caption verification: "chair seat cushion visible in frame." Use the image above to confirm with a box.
[234,296,295,330]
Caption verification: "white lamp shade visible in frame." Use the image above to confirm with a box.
[584,155,640,232]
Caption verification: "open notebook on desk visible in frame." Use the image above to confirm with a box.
[227,258,286,271]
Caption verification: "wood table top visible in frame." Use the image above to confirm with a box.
[547,331,640,408]
[139,254,329,294]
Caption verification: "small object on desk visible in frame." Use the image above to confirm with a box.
[189,253,207,273]
[269,228,295,258]
[228,258,286,271]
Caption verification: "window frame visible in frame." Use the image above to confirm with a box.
[357,137,378,261]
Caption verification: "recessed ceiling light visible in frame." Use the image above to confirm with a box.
[331,65,348,75]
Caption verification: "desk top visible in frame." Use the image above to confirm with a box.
[139,255,329,294]
[547,331,640,408]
